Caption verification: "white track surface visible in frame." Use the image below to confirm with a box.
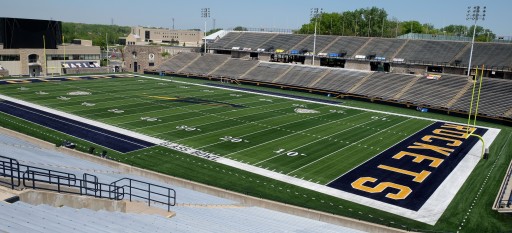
[0,74,501,225]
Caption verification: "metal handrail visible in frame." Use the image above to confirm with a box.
[21,170,124,201]
[0,155,174,211]
[0,157,20,189]
[111,178,176,212]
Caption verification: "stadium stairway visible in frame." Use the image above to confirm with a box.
[446,80,473,108]
[307,69,332,88]
[390,39,410,60]
[255,33,279,50]
[450,42,472,65]
[292,35,313,52]
[177,54,202,73]
[223,32,244,49]
[348,71,375,93]
[318,36,342,54]
[393,75,422,100]
[238,61,260,79]
[351,37,374,57]
[207,57,231,76]
[271,65,294,83]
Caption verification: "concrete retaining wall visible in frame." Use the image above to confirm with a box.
[19,190,126,212]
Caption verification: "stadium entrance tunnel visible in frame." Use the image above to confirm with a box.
[370,62,390,72]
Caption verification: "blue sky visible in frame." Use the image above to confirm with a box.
[1,0,509,36]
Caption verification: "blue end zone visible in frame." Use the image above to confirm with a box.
[0,100,155,153]
[328,122,487,211]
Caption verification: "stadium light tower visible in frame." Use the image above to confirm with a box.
[310,8,322,65]
[466,6,486,77]
[201,8,210,54]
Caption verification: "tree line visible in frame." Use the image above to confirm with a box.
[61,22,131,48]
[295,7,495,42]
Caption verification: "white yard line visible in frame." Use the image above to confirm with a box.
[173,106,335,143]
[139,75,498,130]
[287,118,412,175]
[223,111,368,157]
[133,98,294,131]
[195,110,340,150]
[253,114,378,166]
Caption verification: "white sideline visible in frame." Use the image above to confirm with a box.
[0,75,501,225]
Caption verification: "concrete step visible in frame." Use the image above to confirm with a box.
[126,201,175,218]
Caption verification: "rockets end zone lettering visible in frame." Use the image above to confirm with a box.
[328,122,487,211]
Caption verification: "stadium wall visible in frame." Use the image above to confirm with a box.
[345,60,371,71]
[391,63,426,75]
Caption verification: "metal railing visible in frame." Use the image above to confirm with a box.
[22,171,124,201]
[0,155,175,211]
[496,163,512,209]
[0,156,20,189]
[111,178,176,212]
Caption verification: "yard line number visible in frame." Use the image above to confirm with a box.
[274,149,307,157]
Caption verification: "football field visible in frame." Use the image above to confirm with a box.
[0,75,430,180]
[0,74,498,225]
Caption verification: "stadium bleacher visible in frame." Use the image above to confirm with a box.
[352,72,413,99]
[400,74,470,107]
[158,52,200,73]
[320,37,370,57]
[180,54,230,75]
[354,38,407,60]
[395,40,469,64]
[254,34,309,52]
[222,32,276,51]
[153,31,512,122]
[208,32,241,49]
[309,68,373,92]
[451,77,512,117]
[210,58,259,78]
[454,43,512,69]
[272,65,328,87]
[242,62,291,83]
[292,35,338,54]
[0,132,364,233]
[209,32,512,71]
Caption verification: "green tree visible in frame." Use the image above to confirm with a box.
[61,22,130,48]
[296,7,389,37]
[206,28,222,36]
[233,26,248,31]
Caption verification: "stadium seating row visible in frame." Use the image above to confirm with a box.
[209,32,512,69]
[155,53,512,121]
[0,132,362,233]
